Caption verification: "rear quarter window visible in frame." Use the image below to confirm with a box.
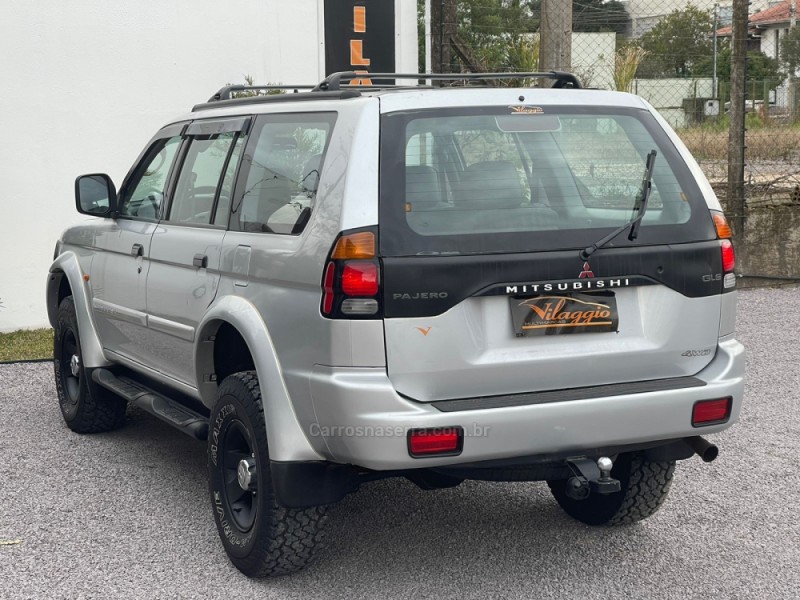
[231,112,336,235]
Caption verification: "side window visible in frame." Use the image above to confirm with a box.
[119,137,181,219]
[169,132,236,225]
[233,113,337,235]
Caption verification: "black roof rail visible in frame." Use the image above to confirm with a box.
[312,71,583,92]
[208,84,317,102]
[192,90,362,112]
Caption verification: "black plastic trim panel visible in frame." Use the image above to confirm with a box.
[431,376,707,412]
[382,241,726,318]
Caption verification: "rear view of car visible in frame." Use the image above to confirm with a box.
[50,73,744,578]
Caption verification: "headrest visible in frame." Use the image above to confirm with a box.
[457,160,525,209]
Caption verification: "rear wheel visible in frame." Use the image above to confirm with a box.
[208,371,328,577]
[547,452,675,526]
[53,296,126,433]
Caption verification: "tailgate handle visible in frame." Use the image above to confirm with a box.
[193,254,208,269]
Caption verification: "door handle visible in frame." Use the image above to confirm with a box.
[131,243,144,257]
[193,254,208,269]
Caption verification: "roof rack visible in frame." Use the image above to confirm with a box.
[209,84,317,102]
[196,71,583,111]
[313,71,582,91]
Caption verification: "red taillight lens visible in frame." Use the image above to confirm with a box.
[692,398,732,426]
[408,427,463,457]
[721,240,735,272]
[322,262,336,315]
[342,262,379,296]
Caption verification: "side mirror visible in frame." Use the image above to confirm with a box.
[75,174,117,217]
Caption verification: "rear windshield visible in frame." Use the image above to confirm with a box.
[379,105,715,256]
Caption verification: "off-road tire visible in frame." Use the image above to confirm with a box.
[547,452,675,526]
[53,296,127,433]
[208,371,328,577]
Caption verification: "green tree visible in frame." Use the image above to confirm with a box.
[456,0,539,69]
[638,6,714,78]
[571,0,630,35]
[695,44,783,86]
[780,26,800,74]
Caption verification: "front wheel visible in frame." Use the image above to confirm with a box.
[208,371,328,577]
[53,296,126,433]
[547,452,675,526]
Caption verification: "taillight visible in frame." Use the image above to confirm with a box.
[711,211,736,288]
[321,228,381,318]
[408,427,464,457]
[721,239,735,272]
[692,398,732,427]
[342,262,379,296]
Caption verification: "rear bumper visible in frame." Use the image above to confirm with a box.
[309,338,745,470]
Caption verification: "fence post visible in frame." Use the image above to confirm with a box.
[727,0,747,238]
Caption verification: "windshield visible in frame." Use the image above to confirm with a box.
[379,106,715,256]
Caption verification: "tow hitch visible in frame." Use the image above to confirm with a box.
[564,457,621,500]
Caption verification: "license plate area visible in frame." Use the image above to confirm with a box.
[510,292,618,336]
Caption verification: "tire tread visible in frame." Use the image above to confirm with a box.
[211,371,328,578]
[54,297,126,434]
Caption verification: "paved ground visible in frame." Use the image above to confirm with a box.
[1,287,798,599]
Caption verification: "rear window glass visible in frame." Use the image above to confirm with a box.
[380,106,714,256]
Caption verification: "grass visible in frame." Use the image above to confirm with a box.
[678,115,800,162]
[0,329,54,362]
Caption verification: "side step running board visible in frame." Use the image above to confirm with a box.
[92,368,209,441]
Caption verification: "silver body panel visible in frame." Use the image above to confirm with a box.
[309,338,744,470]
[49,87,745,470]
[384,288,721,402]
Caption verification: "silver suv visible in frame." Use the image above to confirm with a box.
[47,72,744,577]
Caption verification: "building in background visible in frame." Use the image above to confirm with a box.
[0,0,417,332]
[623,0,771,37]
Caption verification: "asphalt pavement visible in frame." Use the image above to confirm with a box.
[1,286,798,599]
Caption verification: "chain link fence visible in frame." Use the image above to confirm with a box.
[433,0,800,283]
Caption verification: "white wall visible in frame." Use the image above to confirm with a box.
[632,78,714,128]
[0,0,416,332]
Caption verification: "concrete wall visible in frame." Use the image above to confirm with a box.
[0,0,417,332]
[740,206,800,278]
[632,78,714,128]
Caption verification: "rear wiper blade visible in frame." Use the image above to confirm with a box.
[579,149,657,261]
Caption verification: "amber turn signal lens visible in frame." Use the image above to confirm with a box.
[331,231,376,259]
[712,212,732,239]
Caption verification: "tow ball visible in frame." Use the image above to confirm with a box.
[564,457,621,500]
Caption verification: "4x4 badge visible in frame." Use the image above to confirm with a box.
[579,262,594,279]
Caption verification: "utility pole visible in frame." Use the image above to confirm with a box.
[431,0,456,74]
[539,0,572,84]
[713,3,719,98]
[727,0,747,238]
[791,1,797,119]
